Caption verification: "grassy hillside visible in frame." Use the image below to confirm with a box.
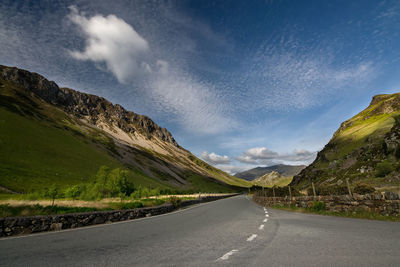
[0,71,247,194]
[291,93,400,190]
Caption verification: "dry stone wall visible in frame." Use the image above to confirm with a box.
[253,192,400,216]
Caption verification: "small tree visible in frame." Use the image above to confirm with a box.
[65,185,81,200]
[48,185,58,207]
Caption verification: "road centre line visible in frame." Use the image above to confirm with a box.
[247,234,257,241]
[259,224,265,230]
[217,249,239,261]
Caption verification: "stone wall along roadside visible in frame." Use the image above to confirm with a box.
[253,192,400,216]
[0,194,239,238]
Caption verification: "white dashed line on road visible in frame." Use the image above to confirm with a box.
[263,218,268,223]
[265,214,269,217]
[247,234,257,241]
[217,249,239,261]
[259,224,265,230]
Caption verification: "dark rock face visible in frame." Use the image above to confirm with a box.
[0,65,178,146]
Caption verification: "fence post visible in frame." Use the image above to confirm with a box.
[346,178,352,198]
[312,182,316,197]
[272,187,276,205]
[288,186,292,207]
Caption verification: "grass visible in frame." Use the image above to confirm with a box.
[0,79,248,194]
[270,204,400,222]
[0,204,111,217]
[185,173,242,193]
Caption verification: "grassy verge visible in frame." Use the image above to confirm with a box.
[270,204,400,222]
[0,204,111,217]
[0,198,167,217]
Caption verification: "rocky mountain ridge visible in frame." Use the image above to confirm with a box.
[0,65,177,146]
[0,64,249,192]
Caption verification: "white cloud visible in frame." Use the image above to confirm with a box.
[214,164,252,175]
[236,147,316,165]
[68,6,234,135]
[201,151,231,165]
[68,6,150,83]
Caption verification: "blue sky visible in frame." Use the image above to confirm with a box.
[1,0,400,174]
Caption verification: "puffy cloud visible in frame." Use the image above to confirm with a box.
[200,151,231,165]
[68,6,150,83]
[236,147,316,165]
[214,164,253,175]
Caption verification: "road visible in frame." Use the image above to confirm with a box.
[1,195,399,266]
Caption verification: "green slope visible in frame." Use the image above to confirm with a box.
[0,71,246,193]
[291,92,400,190]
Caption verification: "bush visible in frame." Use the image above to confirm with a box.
[375,160,394,177]
[312,201,326,211]
[168,196,182,208]
[86,166,135,199]
[65,185,82,200]
[353,184,375,194]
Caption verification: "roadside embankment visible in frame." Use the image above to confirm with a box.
[0,194,239,237]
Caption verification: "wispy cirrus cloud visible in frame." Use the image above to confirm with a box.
[67,6,234,134]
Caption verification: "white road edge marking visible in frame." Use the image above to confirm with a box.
[247,234,257,241]
[217,249,239,261]
[263,218,268,222]
[259,224,265,230]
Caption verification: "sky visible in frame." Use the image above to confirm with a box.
[1,0,400,174]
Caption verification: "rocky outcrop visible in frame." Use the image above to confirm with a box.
[253,171,281,186]
[0,65,178,146]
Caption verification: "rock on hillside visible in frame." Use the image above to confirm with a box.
[0,65,178,146]
[291,93,400,190]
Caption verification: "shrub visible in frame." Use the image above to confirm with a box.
[65,185,82,200]
[312,201,325,211]
[375,160,394,177]
[168,196,182,208]
[86,166,135,199]
[353,184,375,194]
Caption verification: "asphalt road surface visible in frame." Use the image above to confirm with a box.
[1,195,399,266]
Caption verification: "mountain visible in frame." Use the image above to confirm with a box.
[0,65,250,193]
[252,171,292,187]
[291,93,400,190]
[235,164,306,181]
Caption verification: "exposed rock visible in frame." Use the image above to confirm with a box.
[0,65,178,147]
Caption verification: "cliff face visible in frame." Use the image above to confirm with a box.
[291,93,400,189]
[0,65,178,146]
